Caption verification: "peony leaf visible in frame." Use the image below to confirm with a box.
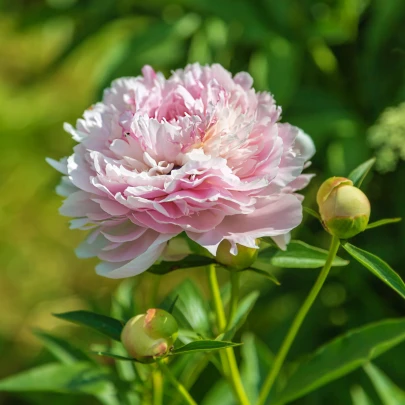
[159,279,211,337]
[171,340,241,355]
[366,217,402,230]
[347,158,375,188]
[350,385,374,405]
[240,333,274,404]
[247,267,280,285]
[256,240,348,269]
[93,351,136,362]
[34,330,94,364]
[148,255,215,275]
[342,242,405,300]
[303,206,321,221]
[53,311,124,342]
[0,362,116,398]
[364,363,405,405]
[271,318,405,405]
[111,279,137,322]
[222,291,260,341]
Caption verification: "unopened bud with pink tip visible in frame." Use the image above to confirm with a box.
[121,309,178,363]
[317,177,371,239]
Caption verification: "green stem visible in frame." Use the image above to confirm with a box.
[152,368,163,405]
[207,264,227,331]
[257,235,340,405]
[157,360,197,405]
[207,264,251,405]
[227,272,240,330]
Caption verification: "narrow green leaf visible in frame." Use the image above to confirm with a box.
[222,291,260,341]
[366,218,402,230]
[53,311,124,342]
[159,279,211,338]
[34,330,93,364]
[111,279,137,322]
[167,295,179,314]
[247,268,280,285]
[93,352,136,362]
[0,362,114,395]
[348,158,375,188]
[240,333,274,404]
[303,206,321,220]
[148,255,215,275]
[201,379,234,405]
[364,363,405,405]
[342,242,405,300]
[256,241,348,269]
[350,385,374,405]
[172,340,241,355]
[272,318,405,405]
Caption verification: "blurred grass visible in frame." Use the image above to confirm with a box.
[0,0,405,404]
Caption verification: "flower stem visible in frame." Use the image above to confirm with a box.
[207,264,251,405]
[227,271,240,330]
[157,360,197,405]
[257,235,340,405]
[152,368,163,405]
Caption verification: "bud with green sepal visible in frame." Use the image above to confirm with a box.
[121,309,178,363]
[317,177,370,239]
[216,239,258,270]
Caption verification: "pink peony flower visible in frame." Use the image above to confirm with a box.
[48,64,315,278]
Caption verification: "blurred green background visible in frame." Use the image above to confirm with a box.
[1,0,405,404]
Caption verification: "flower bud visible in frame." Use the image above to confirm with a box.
[317,177,370,239]
[121,309,178,363]
[216,240,258,270]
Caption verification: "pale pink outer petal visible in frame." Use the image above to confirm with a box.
[187,194,302,255]
[95,234,174,278]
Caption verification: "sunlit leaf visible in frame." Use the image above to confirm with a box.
[53,311,124,342]
[342,242,405,300]
[111,279,137,322]
[272,318,405,405]
[364,363,405,405]
[256,241,348,269]
[172,340,241,355]
[240,333,274,403]
[0,362,114,396]
[366,218,402,230]
[348,158,375,188]
[159,279,211,338]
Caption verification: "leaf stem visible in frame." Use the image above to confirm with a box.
[257,235,340,405]
[207,264,251,405]
[157,360,197,405]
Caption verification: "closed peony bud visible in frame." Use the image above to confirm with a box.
[317,177,370,239]
[121,309,178,363]
[216,240,258,270]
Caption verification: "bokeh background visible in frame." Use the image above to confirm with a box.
[1,0,405,404]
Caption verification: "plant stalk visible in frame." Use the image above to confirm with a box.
[157,360,197,405]
[257,235,340,405]
[207,264,250,405]
[152,368,163,405]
